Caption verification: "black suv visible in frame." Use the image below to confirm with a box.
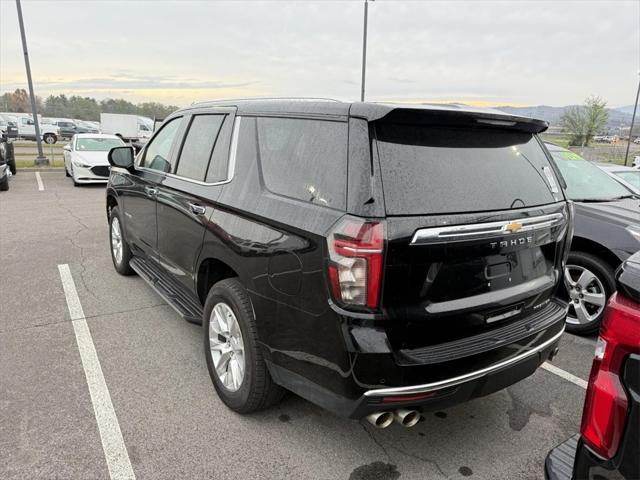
[106,99,571,426]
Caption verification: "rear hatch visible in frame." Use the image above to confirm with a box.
[373,116,569,354]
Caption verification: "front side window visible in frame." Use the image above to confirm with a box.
[143,117,183,173]
[256,117,347,208]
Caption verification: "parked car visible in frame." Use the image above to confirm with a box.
[545,144,640,334]
[0,118,18,140]
[0,140,15,191]
[44,118,78,139]
[64,134,125,186]
[12,113,60,144]
[545,251,640,480]
[74,120,100,134]
[105,99,572,425]
[596,163,640,195]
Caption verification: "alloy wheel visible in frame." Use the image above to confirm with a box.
[564,265,607,326]
[208,302,245,392]
[111,216,123,266]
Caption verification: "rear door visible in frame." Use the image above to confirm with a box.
[156,108,235,291]
[371,120,569,350]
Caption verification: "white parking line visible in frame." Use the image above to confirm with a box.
[542,362,588,389]
[35,171,44,191]
[58,264,136,480]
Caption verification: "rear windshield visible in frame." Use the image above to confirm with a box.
[375,124,559,215]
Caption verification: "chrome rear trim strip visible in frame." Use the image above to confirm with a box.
[410,212,564,245]
[363,327,564,397]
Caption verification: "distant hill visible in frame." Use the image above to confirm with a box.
[614,104,637,115]
[495,105,633,131]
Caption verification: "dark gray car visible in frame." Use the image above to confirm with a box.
[545,143,640,334]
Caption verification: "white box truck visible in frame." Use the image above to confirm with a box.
[100,114,153,143]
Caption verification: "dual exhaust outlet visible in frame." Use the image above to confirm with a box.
[366,409,421,429]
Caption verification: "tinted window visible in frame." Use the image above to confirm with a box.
[143,117,182,173]
[206,116,233,183]
[176,115,225,181]
[375,124,559,215]
[256,117,347,208]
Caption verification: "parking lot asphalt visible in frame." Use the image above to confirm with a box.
[1,170,598,480]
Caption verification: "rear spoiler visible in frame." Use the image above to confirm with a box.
[350,104,549,134]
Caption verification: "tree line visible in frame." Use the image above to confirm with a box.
[0,88,179,121]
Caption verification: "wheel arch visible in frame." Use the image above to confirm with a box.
[569,236,623,271]
[106,190,118,218]
[196,256,240,305]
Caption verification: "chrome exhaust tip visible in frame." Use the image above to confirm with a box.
[394,409,421,428]
[365,411,394,429]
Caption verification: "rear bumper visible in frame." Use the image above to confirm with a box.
[265,302,567,418]
[365,327,564,398]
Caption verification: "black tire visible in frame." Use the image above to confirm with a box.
[564,251,616,335]
[65,166,70,177]
[108,206,135,275]
[203,278,284,413]
[71,166,80,186]
[0,174,8,191]
[43,134,57,144]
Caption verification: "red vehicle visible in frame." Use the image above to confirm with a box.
[545,252,640,479]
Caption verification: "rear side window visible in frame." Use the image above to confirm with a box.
[256,117,347,208]
[176,114,225,181]
[375,124,559,215]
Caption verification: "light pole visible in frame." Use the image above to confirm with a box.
[624,71,640,166]
[360,0,373,102]
[16,0,48,165]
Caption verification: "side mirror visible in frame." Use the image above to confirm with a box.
[108,146,135,169]
[63,144,72,151]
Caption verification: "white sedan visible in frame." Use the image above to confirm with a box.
[64,134,126,186]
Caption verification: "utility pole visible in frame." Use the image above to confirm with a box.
[360,0,372,102]
[16,0,48,165]
[624,72,640,166]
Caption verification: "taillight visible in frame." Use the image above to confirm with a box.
[327,217,385,309]
[580,292,640,459]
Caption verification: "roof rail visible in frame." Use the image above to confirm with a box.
[191,96,342,107]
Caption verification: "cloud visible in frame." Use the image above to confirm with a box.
[1,74,257,92]
[1,0,638,107]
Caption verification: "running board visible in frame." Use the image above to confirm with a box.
[130,256,204,324]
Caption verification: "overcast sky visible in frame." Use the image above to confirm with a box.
[1,0,638,108]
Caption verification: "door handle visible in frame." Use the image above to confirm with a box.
[188,203,206,215]
[145,186,158,197]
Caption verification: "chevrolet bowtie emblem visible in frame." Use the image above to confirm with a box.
[504,221,523,233]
